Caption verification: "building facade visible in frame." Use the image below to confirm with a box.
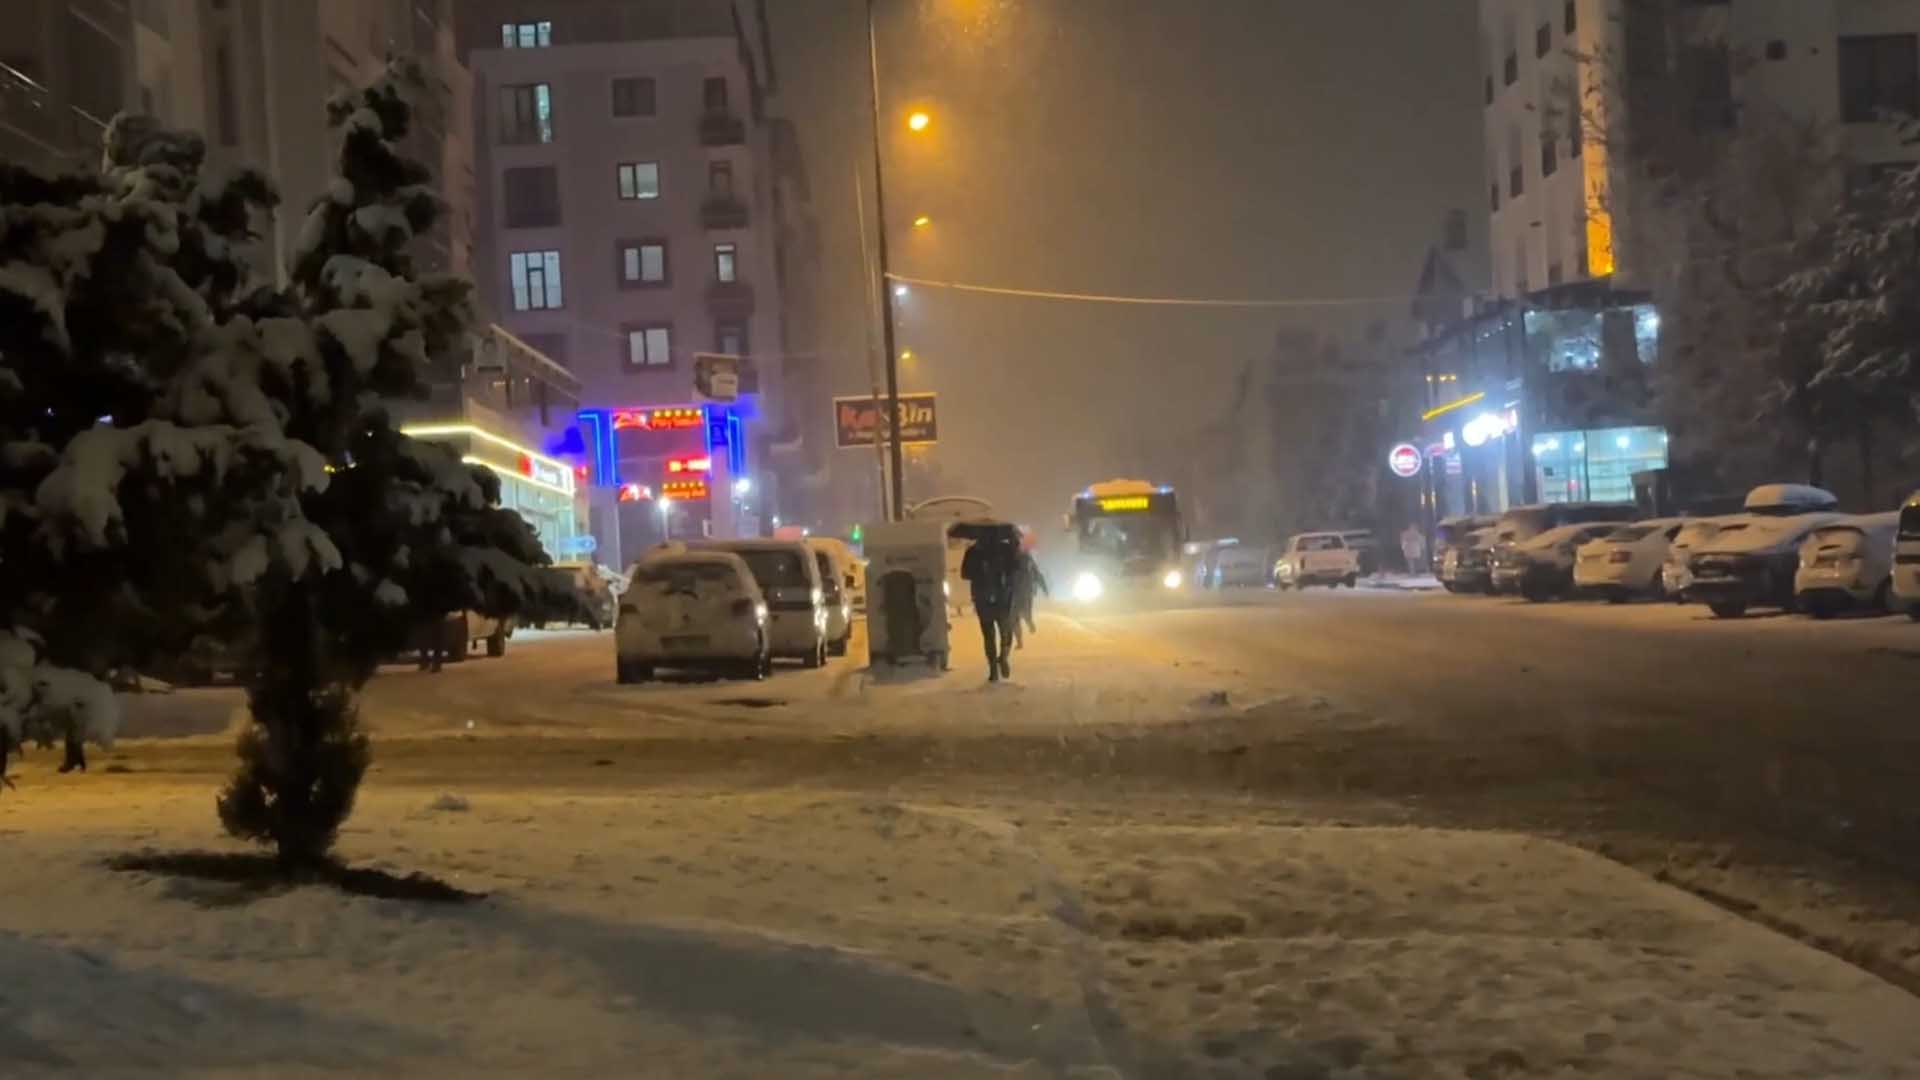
[1,0,137,174]
[457,1,804,567]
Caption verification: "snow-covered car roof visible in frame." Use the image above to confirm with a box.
[1802,511,1900,540]
[630,549,750,572]
[1744,483,1839,512]
[1585,518,1683,545]
[1696,512,1848,554]
[1516,522,1623,551]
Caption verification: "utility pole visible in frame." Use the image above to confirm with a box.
[851,165,891,522]
[866,0,906,521]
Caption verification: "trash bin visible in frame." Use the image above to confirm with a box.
[861,520,951,669]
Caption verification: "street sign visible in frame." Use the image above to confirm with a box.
[556,534,597,557]
[833,392,938,449]
[1387,442,1422,478]
[693,353,740,402]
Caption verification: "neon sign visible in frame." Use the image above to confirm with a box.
[611,407,705,432]
[662,479,710,500]
[667,455,713,474]
[617,483,652,503]
[1097,496,1151,512]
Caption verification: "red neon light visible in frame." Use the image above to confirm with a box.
[667,455,713,474]
[617,483,652,503]
[661,479,710,500]
[518,453,534,477]
[610,407,705,432]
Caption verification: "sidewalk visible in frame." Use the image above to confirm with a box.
[5,778,1919,1077]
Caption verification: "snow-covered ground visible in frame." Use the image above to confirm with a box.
[8,777,1920,1077]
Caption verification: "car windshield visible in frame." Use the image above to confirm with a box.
[735,549,810,587]
[1297,535,1343,551]
[1606,524,1660,542]
[1900,504,1920,541]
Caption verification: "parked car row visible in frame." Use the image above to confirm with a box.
[1186,531,1372,591]
[1438,485,1920,621]
[614,537,858,683]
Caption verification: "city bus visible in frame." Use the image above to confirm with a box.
[1065,479,1188,602]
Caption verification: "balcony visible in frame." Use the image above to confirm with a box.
[698,109,745,147]
[701,195,749,230]
[706,279,756,320]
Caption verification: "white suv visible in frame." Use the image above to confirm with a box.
[1274,532,1360,589]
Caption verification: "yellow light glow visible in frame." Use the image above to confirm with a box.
[912,215,931,228]
[1420,391,1486,422]
[1579,57,1616,277]
[404,423,576,496]
[907,111,930,132]
[900,349,914,360]
[1097,496,1152,512]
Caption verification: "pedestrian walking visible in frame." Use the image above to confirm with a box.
[961,533,1018,681]
[1400,523,1427,575]
[1010,550,1049,649]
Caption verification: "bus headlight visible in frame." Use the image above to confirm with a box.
[1072,571,1104,603]
[1162,569,1184,590]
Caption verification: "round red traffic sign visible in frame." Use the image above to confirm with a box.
[1387,442,1422,478]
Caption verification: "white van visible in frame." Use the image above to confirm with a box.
[1794,512,1900,618]
[688,540,831,666]
[1890,492,1920,620]
[803,538,856,656]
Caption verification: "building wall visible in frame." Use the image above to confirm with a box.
[1,0,137,173]
[1480,0,1920,301]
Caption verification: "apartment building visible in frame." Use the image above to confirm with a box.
[458,1,802,561]
[1,0,136,173]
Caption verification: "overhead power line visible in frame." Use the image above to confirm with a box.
[882,272,1411,309]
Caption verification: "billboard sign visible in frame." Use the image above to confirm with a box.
[693,353,740,403]
[834,393,938,449]
[1387,442,1422,478]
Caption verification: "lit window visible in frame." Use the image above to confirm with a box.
[619,241,667,286]
[714,242,737,283]
[502,21,552,48]
[617,162,659,200]
[500,83,554,144]
[510,250,563,310]
[624,325,672,369]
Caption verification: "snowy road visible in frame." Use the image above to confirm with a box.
[13,594,1920,1075]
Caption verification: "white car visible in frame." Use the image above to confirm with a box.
[1274,532,1360,589]
[690,539,831,666]
[1896,491,1920,621]
[616,551,770,682]
[1661,517,1728,599]
[1573,518,1684,602]
[1210,544,1272,588]
[1684,484,1846,618]
[806,545,855,656]
[1794,512,1899,618]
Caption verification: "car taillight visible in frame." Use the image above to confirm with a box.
[1609,550,1632,564]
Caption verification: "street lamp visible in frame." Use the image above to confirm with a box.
[867,0,907,520]
[912,214,931,228]
[907,110,930,132]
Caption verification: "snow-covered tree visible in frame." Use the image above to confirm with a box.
[215,63,548,865]
[0,118,322,782]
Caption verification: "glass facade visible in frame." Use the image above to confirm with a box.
[1531,425,1668,504]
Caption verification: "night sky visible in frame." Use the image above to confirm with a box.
[770,0,1483,530]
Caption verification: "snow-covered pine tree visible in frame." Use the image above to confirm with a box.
[216,63,548,865]
[1,118,327,783]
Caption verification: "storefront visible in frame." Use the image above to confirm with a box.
[399,422,587,561]
[574,403,755,567]
[1529,425,1668,505]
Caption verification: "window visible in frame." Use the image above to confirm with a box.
[214,42,237,146]
[499,83,554,144]
[1504,50,1518,86]
[510,250,563,310]
[713,242,737,283]
[1536,22,1550,58]
[617,162,659,200]
[624,325,672,369]
[502,21,551,48]
[612,76,655,117]
[703,76,729,112]
[1490,182,1500,212]
[502,166,561,228]
[1569,95,1583,157]
[1765,39,1788,63]
[1484,75,1494,106]
[708,160,734,197]
[1507,126,1523,197]
[618,240,668,286]
[1444,209,1469,252]
[1541,133,1558,177]
[1685,45,1734,131]
[1838,35,1918,124]
[715,320,748,356]
[1564,0,1576,34]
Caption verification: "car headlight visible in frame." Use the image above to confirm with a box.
[1162,569,1183,589]
[1072,571,1104,603]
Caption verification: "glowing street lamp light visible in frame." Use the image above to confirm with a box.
[907,110,930,132]
[912,214,931,228]
[893,284,909,299]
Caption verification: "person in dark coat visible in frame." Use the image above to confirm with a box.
[960,534,1018,681]
[1010,550,1049,649]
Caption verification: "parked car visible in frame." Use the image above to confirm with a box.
[1491,522,1628,601]
[1573,518,1685,602]
[444,611,512,659]
[1432,514,1497,582]
[1684,484,1845,618]
[806,545,855,656]
[1441,525,1501,593]
[1660,517,1729,600]
[1484,503,1639,593]
[616,550,770,682]
[1274,532,1360,589]
[1211,543,1273,588]
[1339,530,1380,576]
[1794,512,1900,618]
[1896,491,1920,621]
[532,562,615,629]
[689,539,831,666]
[807,537,865,615]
